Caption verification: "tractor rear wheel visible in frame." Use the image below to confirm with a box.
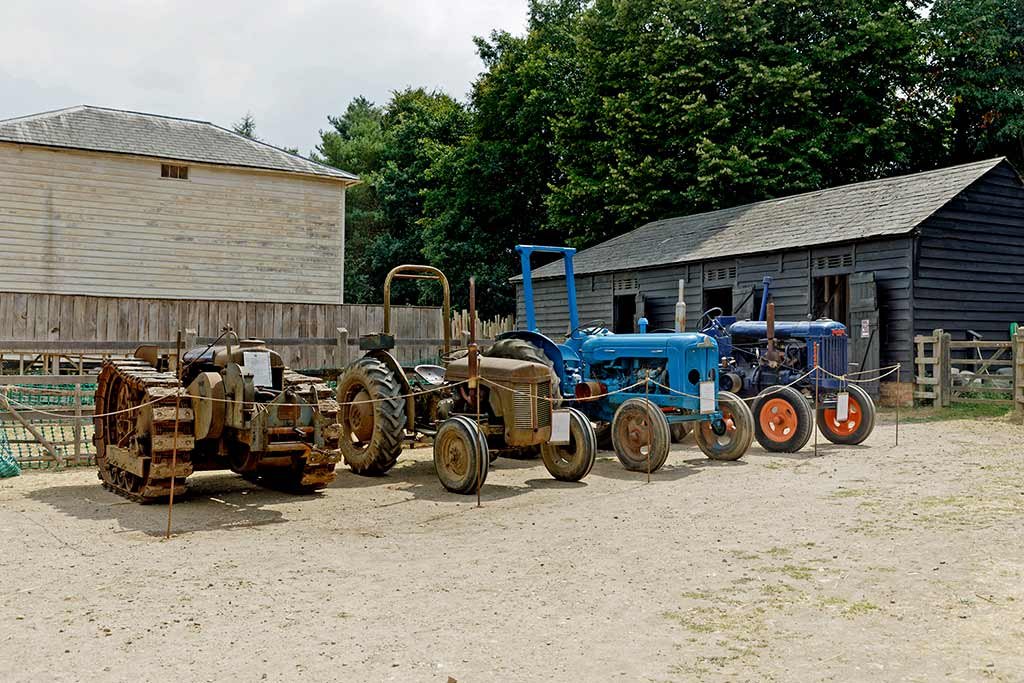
[433,416,489,494]
[611,398,671,472]
[753,385,813,453]
[484,338,560,401]
[695,391,754,461]
[541,408,597,481]
[817,384,876,445]
[336,357,406,475]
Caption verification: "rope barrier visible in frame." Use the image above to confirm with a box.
[0,361,905,423]
[1,378,472,421]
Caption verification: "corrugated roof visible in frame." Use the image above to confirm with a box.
[519,158,1007,281]
[0,105,358,183]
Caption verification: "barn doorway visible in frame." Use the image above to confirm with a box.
[613,294,636,333]
[813,274,849,324]
[703,287,734,316]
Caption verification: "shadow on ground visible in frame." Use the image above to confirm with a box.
[27,472,314,537]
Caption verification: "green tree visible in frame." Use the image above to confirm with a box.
[420,1,587,316]
[315,91,470,306]
[547,0,940,246]
[929,0,1024,167]
[232,112,258,139]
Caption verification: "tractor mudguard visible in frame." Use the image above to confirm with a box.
[364,349,415,431]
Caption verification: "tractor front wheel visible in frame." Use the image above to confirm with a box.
[817,384,876,445]
[695,391,754,461]
[753,385,813,453]
[541,408,597,482]
[611,398,671,472]
[433,416,489,494]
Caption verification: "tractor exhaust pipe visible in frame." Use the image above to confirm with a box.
[766,300,778,364]
[675,280,687,332]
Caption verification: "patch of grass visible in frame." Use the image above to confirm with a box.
[761,583,795,596]
[818,596,881,617]
[662,610,718,634]
[729,550,760,561]
[900,403,1012,423]
[831,487,872,499]
[680,590,715,600]
[765,546,792,558]
[776,564,815,581]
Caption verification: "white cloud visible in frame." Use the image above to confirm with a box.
[0,0,529,153]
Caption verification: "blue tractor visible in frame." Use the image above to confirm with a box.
[698,276,877,452]
[503,245,754,472]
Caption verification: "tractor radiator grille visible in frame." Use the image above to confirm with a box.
[537,380,552,427]
[513,382,552,430]
[814,335,848,382]
[514,384,532,430]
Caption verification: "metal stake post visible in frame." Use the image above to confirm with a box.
[895,364,901,447]
[645,371,651,484]
[468,277,482,508]
[166,330,182,540]
[813,342,819,458]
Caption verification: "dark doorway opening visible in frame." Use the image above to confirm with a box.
[613,294,636,333]
[703,287,734,316]
[813,274,849,324]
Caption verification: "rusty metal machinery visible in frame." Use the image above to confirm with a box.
[93,339,340,503]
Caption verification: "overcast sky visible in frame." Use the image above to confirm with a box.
[0,0,529,155]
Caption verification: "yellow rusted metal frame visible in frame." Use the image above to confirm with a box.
[382,265,451,356]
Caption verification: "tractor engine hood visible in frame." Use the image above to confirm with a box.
[579,332,718,362]
[729,319,846,340]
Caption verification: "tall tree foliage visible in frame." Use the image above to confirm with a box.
[314,0,1020,315]
[547,0,939,246]
[315,90,470,305]
[420,1,587,316]
[929,0,1024,167]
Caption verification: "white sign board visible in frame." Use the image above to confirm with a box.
[700,381,716,414]
[836,391,850,421]
[550,410,572,445]
[243,350,273,387]
[860,319,871,338]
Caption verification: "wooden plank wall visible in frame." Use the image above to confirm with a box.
[0,143,345,303]
[0,292,444,369]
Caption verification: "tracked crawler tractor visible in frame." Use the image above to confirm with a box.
[93,336,341,502]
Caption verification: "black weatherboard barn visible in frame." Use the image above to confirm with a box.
[514,158,1024,386]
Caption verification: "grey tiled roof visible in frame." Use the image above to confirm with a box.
[0,105,358,182]
[519,158,1007,281]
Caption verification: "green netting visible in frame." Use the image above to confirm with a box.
[5,383,97,407]
[0,430,20,477]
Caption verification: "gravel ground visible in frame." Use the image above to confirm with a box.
[1,414,1022,682]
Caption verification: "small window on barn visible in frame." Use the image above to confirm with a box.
[161,163,189,180]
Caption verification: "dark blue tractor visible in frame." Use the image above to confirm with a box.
[698,276,876,452]
[500,245,755,472]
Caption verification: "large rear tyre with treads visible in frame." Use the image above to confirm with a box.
[484,338,560,400]
[817,383,876,445]
[433,416,489,494]
[753,385,813,453]
[611,398,671,472]
[541,408,597,481]
[695,391,754,461]
[336,357,406,475]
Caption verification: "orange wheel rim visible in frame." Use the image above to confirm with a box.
[758,397,798,443]
[823,398,862,436]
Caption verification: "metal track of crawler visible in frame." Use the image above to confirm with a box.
[93,359,194,503]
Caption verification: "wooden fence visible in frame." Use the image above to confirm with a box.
[0,292,517,371]
[915,328,1024,415]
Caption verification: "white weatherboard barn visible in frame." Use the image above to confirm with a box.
[0,105,358,304]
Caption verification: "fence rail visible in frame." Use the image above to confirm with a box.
[915,328,1024,416]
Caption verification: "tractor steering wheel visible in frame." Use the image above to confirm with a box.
[697,307,726,333]
[571,319,607,338]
